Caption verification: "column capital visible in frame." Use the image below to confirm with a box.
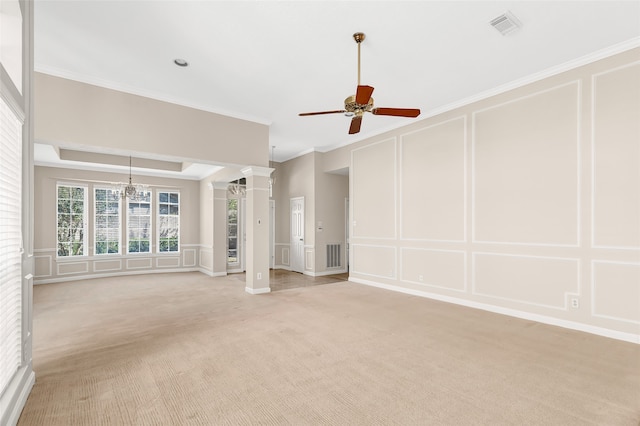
[241,166,274,178]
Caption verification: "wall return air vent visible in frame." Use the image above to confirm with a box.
[490,11,522,35]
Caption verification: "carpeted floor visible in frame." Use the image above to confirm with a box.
[18,272,640,425]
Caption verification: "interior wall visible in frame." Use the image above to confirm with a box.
[34,73,270,167]
[33,166,202,283]
[314,154,349,275]
[338,47,640,342]
[273,152,315,271]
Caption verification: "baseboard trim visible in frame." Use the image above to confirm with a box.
[245,286,271,295]
[2,364,35,426]
[33,268,204,284]
[350,277,640,345]
[303,269,348,277]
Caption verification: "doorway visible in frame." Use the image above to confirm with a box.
[290,197,304,273]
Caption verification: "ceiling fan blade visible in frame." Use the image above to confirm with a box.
[355,85,374,105]
[299,110,346,116]
[371,107,421,118]
[348,116,363,134]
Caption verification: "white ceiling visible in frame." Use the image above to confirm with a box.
[34,1,640,175]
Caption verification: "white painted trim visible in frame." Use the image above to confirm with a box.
[126,257,153,270]
[303,269,348,277]
[245,286,271,295]
[399,116,467,243]
[590,60,640,251]
[33,268,203,285]
[471,80,582,248]
[2,367,34,426]
[349,277,639,344]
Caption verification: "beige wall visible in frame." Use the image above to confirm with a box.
[34,166,202,283]
[272,151,349,275]
[34,72,270,167]
[335,48,640,342]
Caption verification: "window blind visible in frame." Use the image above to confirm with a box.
[0,96,23,396]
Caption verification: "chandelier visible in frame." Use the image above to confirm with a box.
[113,156,150,201]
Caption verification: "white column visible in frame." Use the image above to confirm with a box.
[242,166,273,294]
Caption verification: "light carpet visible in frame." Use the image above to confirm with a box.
[17,272,640,425]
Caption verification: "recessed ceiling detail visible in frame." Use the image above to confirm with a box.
[174,59,188,67]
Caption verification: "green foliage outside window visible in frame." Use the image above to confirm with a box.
[57,185,86,256]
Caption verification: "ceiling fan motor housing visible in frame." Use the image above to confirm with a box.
[344,95,374,116]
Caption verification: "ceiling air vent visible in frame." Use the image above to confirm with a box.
[490,11,522,35]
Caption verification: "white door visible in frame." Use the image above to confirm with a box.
[270,200,275,269]
[290,197,304,273]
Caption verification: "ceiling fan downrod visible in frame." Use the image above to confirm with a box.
[353,32,365,86]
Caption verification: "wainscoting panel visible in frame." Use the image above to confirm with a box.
[183,249,196,267]
[126,258,153,270]
[199,248,213,270]
[472,82,580,246]
[351,139,396,239]
[401,117,466,242]
[156,256,180,268]
[352,244,396,280]
[34,255,52,278]
[93,259,122,273]
[57,261,89,276]
[592,261,640,324]
[592,62,640,249]
[472,253,580,310]
[401,248,466,292]
[305,247,314,271]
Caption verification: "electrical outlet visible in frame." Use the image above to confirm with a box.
[418,275,424,282]
[571,298,579,308]
[257,272,262,280]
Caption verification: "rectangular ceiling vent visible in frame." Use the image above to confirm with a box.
[490,11,522,35]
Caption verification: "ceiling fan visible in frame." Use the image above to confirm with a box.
[299,32,421,135]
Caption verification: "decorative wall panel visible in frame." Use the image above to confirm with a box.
[352,244,396,279]
[126,258,153,270]
[401,248,465,291]
[473,253,579,309]
[352,139,396,239]
[473,82,580,246]
[93,259,122,272]
[401,117,466,242]
[592,63,640,249]
[592,261,640,324]
[156,256,180,268]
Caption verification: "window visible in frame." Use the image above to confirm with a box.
[127,193,152,253]
[94,188,121,255]
[227,199,238,264]
[158,191,179,252]
[0,95,22,396]
[57,184,87,257]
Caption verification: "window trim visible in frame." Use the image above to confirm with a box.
[56,182,88,258]
[126,191,153,255]
[93,186,122,256]
[156,190,180,253]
